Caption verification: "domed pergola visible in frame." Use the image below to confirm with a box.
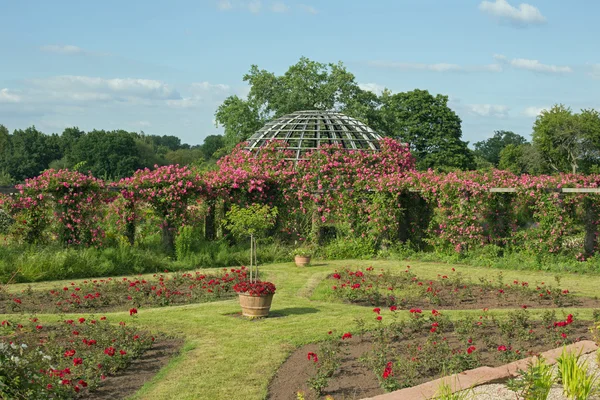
[245,110,383,161]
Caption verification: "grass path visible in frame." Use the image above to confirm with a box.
[2,259,600,399]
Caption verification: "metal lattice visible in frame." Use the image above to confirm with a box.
[245,110,383,161]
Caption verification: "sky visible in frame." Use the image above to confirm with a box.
[1,0,599,146]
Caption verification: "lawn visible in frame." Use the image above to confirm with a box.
[2,259,600,399]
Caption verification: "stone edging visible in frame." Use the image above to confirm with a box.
[361,340,598,400]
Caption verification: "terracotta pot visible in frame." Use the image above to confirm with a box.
[238,293,274,318]
[294,255,311,267]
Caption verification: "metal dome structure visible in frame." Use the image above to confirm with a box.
[245,110,383,161]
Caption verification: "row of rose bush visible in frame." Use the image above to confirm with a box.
[328,266,582,309]
[1,139,599,258]
[1,268,248,314]
[0,314,155,398]
[304,307,595,396]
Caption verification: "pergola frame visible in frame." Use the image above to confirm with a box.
[245,110,383,161]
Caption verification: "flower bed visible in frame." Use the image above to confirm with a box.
[268,308,598,399]
[327,266,600,310]
[0,315,162,399]
[0,268,248,314]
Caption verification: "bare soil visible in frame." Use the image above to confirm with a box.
[267,322,593,400]
[85,338,183,400]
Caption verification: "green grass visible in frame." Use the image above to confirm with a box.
[2,259,600,400]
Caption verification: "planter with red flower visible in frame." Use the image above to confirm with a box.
[234,280,277,317]
[224,204,279,318]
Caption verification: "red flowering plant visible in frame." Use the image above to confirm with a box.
[0,315,156,399]
[233,280,276,296]
[118,164,204,252]
[8,169,107,246]
[0,268,248,314]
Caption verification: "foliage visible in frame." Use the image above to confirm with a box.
[474,130,528,166]
[0,316,155,399]
[556,348,600,400]
[377,89,475,171]
[506,357,554,400]
[327,266,579,309]
[532,105,600,174]
[306,331,348,396]
[224,204,278,239]
[0,268,246,313]
[10,169,106,246]
[215,57,474,171]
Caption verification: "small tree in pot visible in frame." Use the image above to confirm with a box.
[224,203,278,317]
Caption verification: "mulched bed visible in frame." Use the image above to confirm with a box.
[86,338,183,400]
[267,322,594,400]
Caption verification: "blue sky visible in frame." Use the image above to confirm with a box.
[1,0,599,146]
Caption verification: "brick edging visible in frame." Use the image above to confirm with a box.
[361,340,598,400]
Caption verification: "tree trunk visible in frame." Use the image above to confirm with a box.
[584,197,597,256]
[161,223,175,255]
[204,201,215,241]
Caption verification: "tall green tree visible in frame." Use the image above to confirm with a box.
[532,105,600,174]
[215,57,374,147]
[376,89,475,170]
[5,126,61,181]
[200,135,225,160]
[68,130,141,179]
[498,143,547,175]
[474,130,528,166]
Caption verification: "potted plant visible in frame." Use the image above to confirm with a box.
[292,247,312,267]
[224,203,278,318]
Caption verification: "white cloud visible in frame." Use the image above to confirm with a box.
[479,0,546,25]
[0,89,21,103]
[28,76,181,101]
[270,1,289,13]
[368,60,502,73]
[467,104,510,118]
[219,0,314,14]
[522,106,549,117]
[359,83,386,95]
[495,54,572,73]
[299,4,317,14]
[589,64,600,79]
[40,44,85,55]
[167,82,233,108]
[137,121,152,127]
[217,0,233,10]
[247,0,261,13]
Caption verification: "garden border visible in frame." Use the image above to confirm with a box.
[362,340,598,400]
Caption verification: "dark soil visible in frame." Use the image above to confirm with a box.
[267,322,593,400]
[352,287,600,310]
[85,338,183,400]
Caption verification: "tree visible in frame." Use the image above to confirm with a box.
[474,130,528,166]
[215,96,263,148]
[376,89,475,170]
[165,148,204,166]
[68,130,141,179]
[215,57,375,148]
[201,135,225,160]
[532,105,600,174]
[4,126,62,182]
[498,143,546,175]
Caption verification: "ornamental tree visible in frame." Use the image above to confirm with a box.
[224,203,278,282]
